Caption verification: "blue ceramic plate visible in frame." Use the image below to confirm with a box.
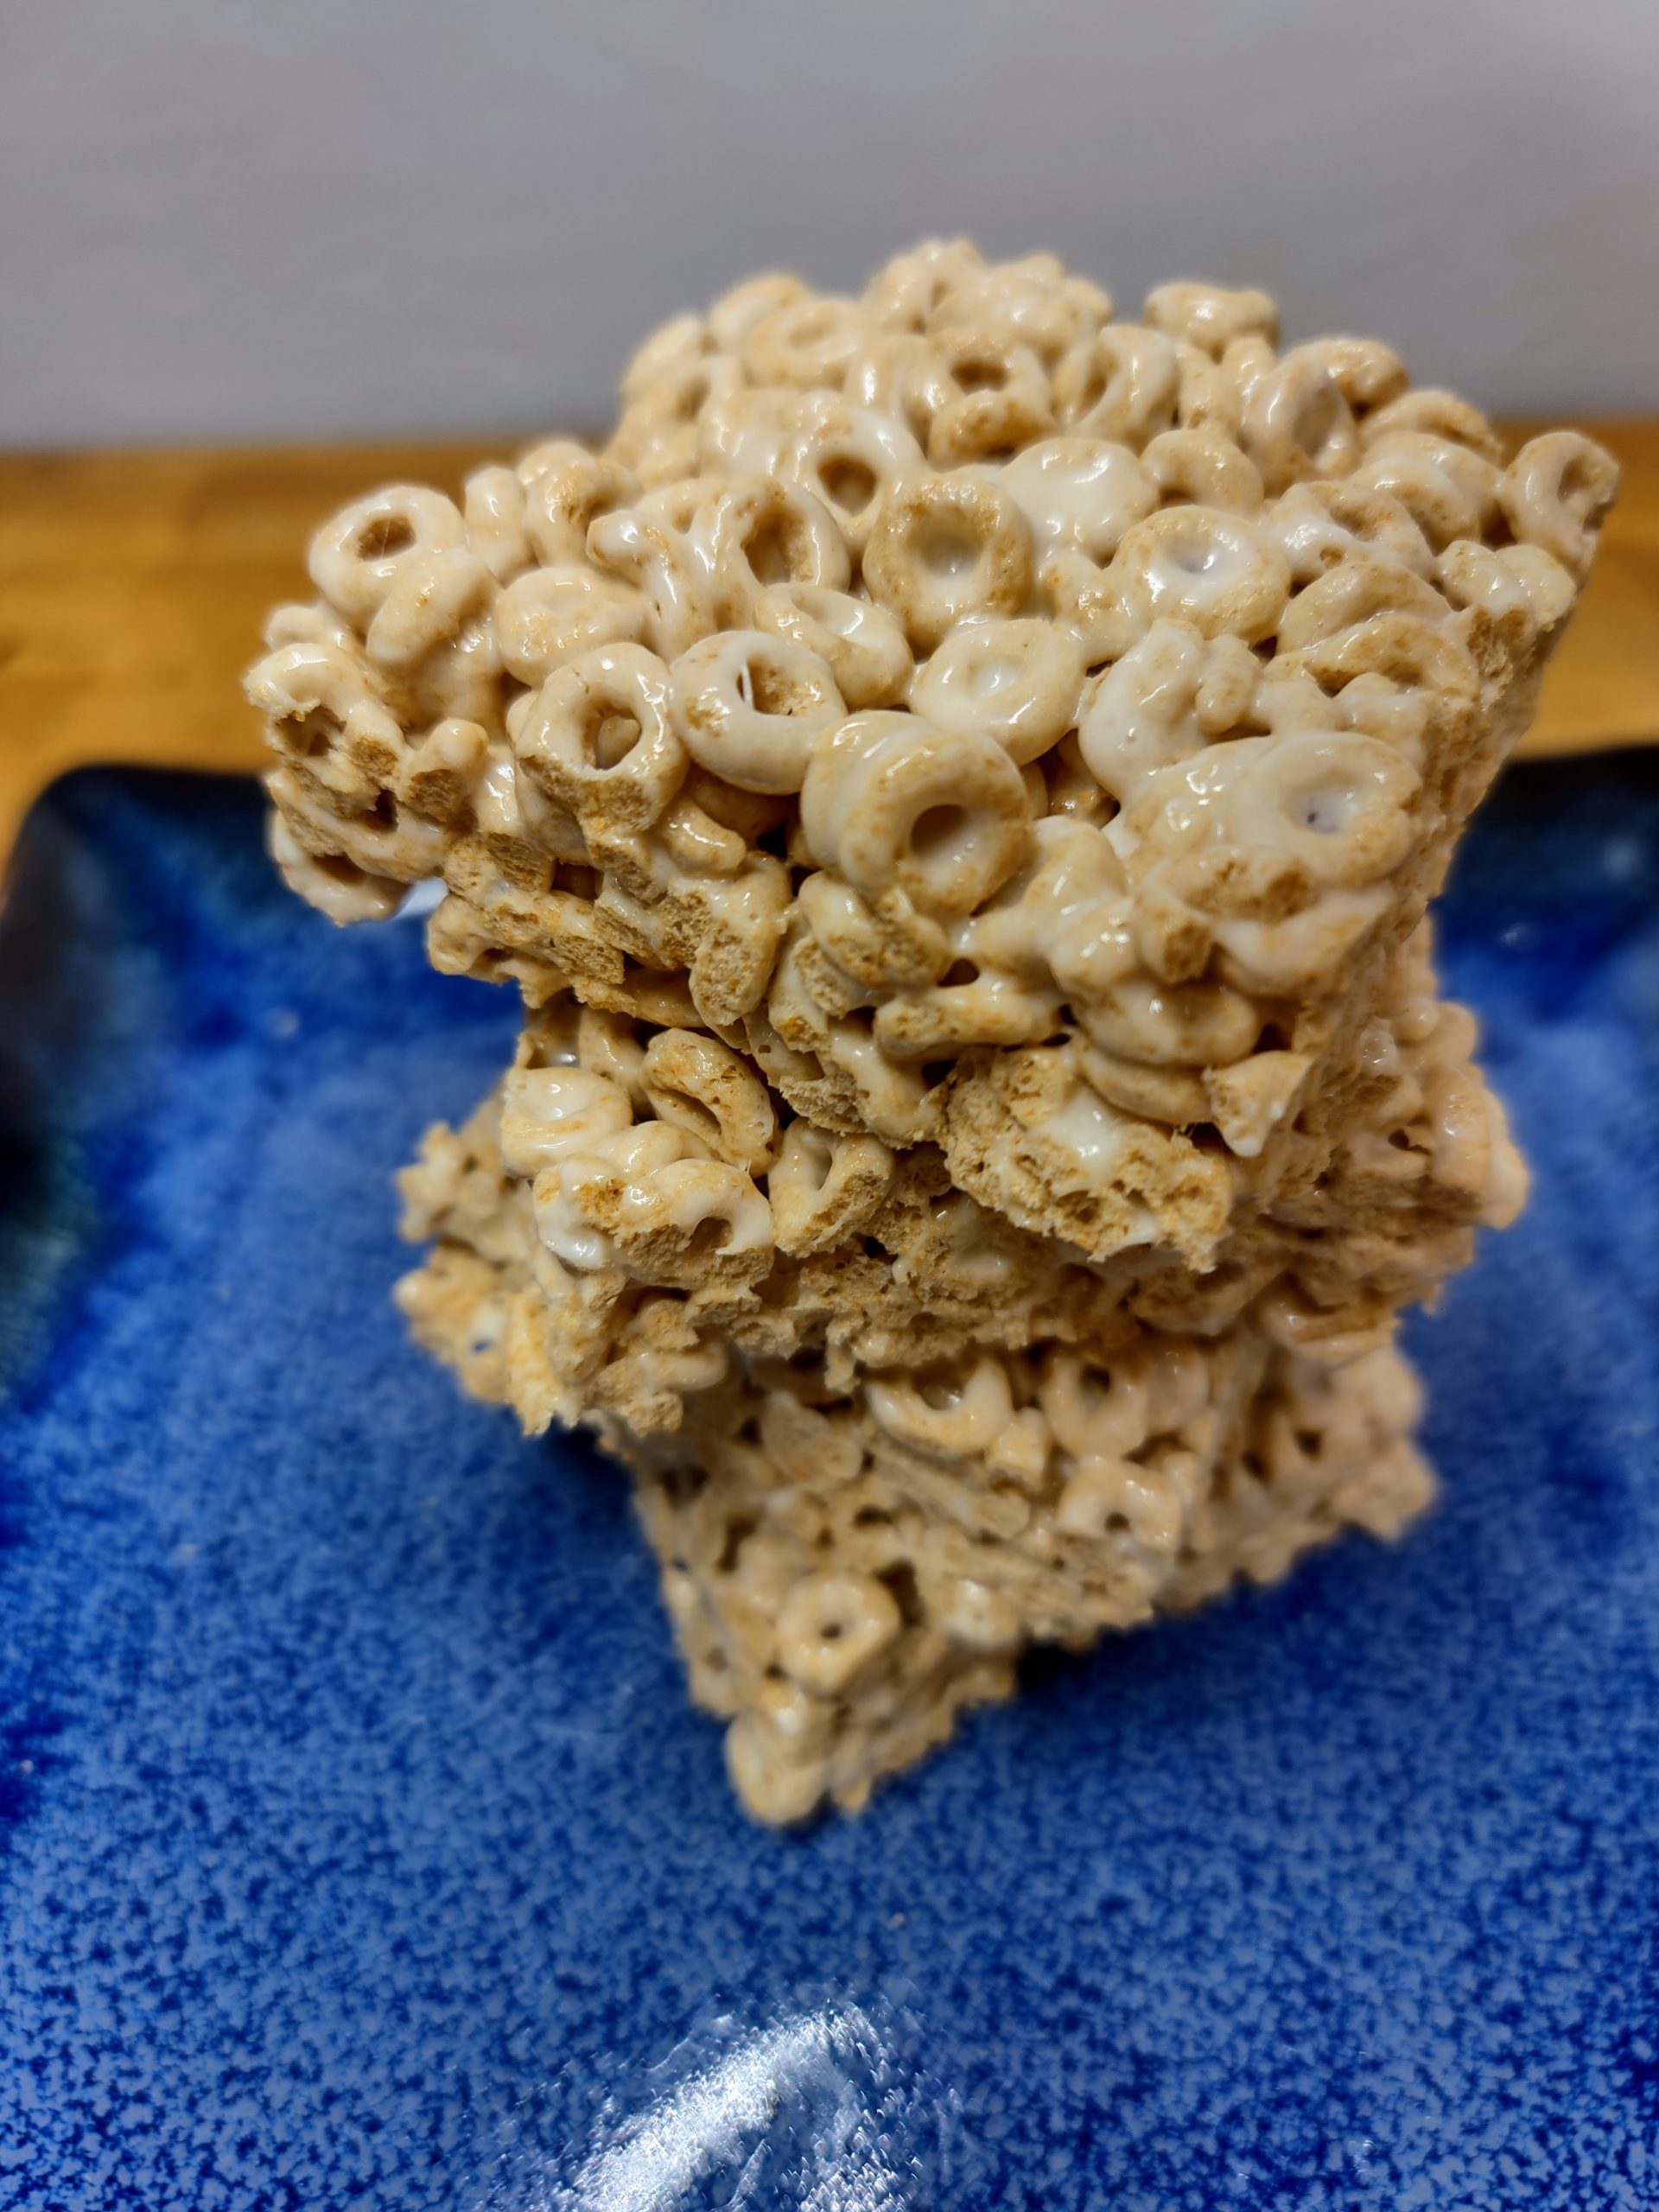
[3,761,1658,2209]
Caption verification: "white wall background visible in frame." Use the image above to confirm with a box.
[3,0,1656,448]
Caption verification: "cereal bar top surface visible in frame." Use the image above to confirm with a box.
[247,240,1615,1199]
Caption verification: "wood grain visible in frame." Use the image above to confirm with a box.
[3,421,1656,866]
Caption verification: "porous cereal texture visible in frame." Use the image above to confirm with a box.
[397,1123,1433,1821]
[391,926,1514,1818]
[247,242,1610,1818]
[394,925,1521,1446]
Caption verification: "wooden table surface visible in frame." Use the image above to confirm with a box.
[3,421,1656,865]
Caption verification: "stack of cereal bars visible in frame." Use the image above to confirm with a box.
[245,244,1615,1821]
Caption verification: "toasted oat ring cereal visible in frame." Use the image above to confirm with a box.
[494,564,647,684]
[520,444,641,566]
[861,469,1034,651]
[586,507,717,659]
[766,1121,894,1255]
[247,238,1617,1823]
[1243,347,1362,491]
[696,474,853,623]
[801,710,1031,917]
[778,401,925,556]
[669,628,846,794]
[1499,429,1621,581]
[866,1357,1016,1458]
[912,329,1056,464]
[1141,426,1264,514]
[741,294,868,391]
[1143,279,1279,357]
[309,486,469,627]
[515,641,685,829]
[752,583,914,710]
[641,1027,778,1172]
[1219,730,1421,888]
[1110,505,1292,642]
[910,617,1087,764]
[1000,435,1158,558]
[1052,323,1180,447]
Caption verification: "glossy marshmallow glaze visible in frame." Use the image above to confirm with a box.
[246,243,1613,1819]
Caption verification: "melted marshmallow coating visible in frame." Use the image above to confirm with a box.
[247,241,1610,1819]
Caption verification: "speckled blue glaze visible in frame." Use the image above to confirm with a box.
[3,763,1658,2210]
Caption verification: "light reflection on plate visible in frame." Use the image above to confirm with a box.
[476,1993,957,2211]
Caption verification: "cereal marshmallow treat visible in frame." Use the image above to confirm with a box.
[246,242,1612,1819]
